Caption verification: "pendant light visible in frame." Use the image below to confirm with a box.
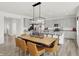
[32,2,41,22]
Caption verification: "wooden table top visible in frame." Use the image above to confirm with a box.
[19,35,57,47]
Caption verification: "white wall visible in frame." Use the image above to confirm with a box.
[0,11,31,44]
[0,16,4,44]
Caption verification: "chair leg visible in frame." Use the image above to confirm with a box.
[21,51,27,56]
[21,51,25,56]
[55,52,58,56]
[19,48,20,56]
[52,53,55,56]
[24,51,26,56]
[27,53,31,56]
[27,51,30,56]
[54,52,56,56]
[24,51,30,56]
[53,52,58,56]
[44,52,48,56]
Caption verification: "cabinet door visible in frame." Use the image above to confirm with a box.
[77,19,79,47]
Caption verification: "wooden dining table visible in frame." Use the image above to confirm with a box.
[18,35,57,47]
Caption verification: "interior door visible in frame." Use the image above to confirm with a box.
[4,17,17,36]
[4,17,11,35]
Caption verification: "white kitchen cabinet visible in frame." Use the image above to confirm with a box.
[76,7,79,47]
[77,18,79,47]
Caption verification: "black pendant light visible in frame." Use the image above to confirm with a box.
[32,2,41,21]
[32,2,41,7]
[28,2,41,31]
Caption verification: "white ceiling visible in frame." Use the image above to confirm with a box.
[0,2,79,18]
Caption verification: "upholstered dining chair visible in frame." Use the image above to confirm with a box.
[45,40,60,56]
[27,42,45,56]
[15,38,28,56]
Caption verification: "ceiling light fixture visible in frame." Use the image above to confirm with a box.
[32,2,41,21]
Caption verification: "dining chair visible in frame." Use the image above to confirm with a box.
[15,38,28,56]
[27,42,45,56]
[15,38,20,47]
[45,40,60,56]
[15,38,21,55]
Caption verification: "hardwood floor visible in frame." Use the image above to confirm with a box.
[58,39,78,56]
[0,35,79,56]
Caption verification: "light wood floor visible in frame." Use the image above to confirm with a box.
[0,35,79,56]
